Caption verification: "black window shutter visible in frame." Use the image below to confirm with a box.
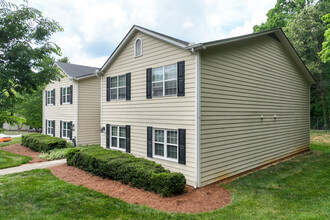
[106,124,110,148]
[146,68,152,99]
[45,119,47,134]
[69,121,73,140]
[177,61,185,96]
[70,85,73,104]
[178,128,186,165]
[53,120,55,137]
[45,90,48,106]
[53,89,56,105]
[60,120,62,138]
[147,126,153,157]
[52,89,55,104]
[126,73,131,100]
[106,77,111,101]
[60,87,62,105]
[126,125,131,153]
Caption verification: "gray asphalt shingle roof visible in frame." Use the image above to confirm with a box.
[55,62,99,78]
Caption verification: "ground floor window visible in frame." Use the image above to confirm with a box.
[153,129,178,161]
[62,121,71,139]
[47,120,55,136]
[111,125,126,150]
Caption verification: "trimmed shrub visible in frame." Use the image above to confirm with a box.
[66,146,186,196]
[22,133,67,152]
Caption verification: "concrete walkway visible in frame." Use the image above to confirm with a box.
[0,159,66,176]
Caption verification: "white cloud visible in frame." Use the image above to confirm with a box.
[10,0,276,67]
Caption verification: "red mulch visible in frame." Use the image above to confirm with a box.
[1,144,46,163]
[49,164,231,213]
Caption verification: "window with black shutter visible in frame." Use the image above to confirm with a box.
[106,124,110,148]
[126,73,131,100]
[126,125,130,153]
[106,77,110,101]
[147,126,153,157]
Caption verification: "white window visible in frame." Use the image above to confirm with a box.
[152,63,177,97]
[134,38,142,57]
[47,90,54,105]
[153,129,178,161]
[62,86,71,104]
[47,120,54,136]
[110,75,126,100]
[62,121,71,139]
[110,125,126,150]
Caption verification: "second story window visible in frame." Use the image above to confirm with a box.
[60,85,73,105]
[152,63,177,97]
[62,86,71,104]
[134,38,142,57]
[110,75,126,100]
[46,89,55,105]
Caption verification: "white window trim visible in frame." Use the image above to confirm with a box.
[110,125,126,151]
[47,120,54,136]
[47,90,54,105]
[110,75,126,100]
[153,128,178,162]
[62,86,71,104]
[134,38,143,57]
[152,64,177,97]
[62,121,70,139]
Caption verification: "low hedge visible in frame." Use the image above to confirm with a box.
[22,133,67,152]
[66,146,186,197]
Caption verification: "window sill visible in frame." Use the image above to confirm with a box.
[62,102,72,105]
[153,155,178,163]
[109,147,126,152]
[134,54,143,58]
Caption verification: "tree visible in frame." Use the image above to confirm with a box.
[15,89,42,131]
[0,0,63,123]
[319,13,330,62]
[253,0,313,32]
[284,1,330,129]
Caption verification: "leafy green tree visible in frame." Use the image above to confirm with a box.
[284,1,330,129]
[253,0,312,32]
[0,0,63,123]
[319,13,330,62]
[15,90,42,131]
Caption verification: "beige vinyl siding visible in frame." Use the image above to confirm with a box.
[43,76,75,138]
[101,32,196,186]
[200,35,310,186]
[77,77,101,145]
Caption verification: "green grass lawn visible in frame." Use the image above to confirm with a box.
[0,150,31,169]
[310,130,330,152]
[0,137,22,148]
[0,137,31,169]
[0,133,329,219]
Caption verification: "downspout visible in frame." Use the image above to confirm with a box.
[100,73,103,146]
[94,70,103,146]
[193,48,202,188]
[75,80,79,145]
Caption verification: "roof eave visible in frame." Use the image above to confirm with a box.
[189,29,315,84]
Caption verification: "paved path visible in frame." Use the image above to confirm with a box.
[0,159,66,176]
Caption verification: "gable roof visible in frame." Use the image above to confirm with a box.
[100,25,315,84]
[55,62,99,79]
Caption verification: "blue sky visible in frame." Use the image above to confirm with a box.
[12,0,276,67]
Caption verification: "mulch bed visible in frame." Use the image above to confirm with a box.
[49,164,231,213]
[1,144,46,163]
[2,143,232,213]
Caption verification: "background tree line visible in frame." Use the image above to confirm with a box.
[253,0,330,129]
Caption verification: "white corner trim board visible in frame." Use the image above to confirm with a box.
[195,52,201,188]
